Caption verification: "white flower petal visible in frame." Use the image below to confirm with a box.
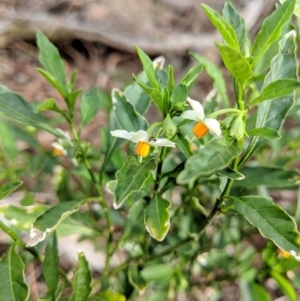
[56,128,71,140]
[153,56,165,70]
[129,130,149,142]
[149,138,175,147]
[187,97,205,121]
[110,130,134,141]
[181,110,199,121]
[204,118,222,137]
[51,142,67,155]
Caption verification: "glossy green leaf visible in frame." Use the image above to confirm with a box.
[243,31,297,161]
[135,46,158,89]
[133,75,165,112]
[229,196,300,255]
[251,0,295,66]
[113,156,158,209]
[80,87,107,129]
[170,83,188,109]
[120,199,147,242]
[0,85,65,138]
[271,271,296,301]
[191,53,229,105]
[94,291,126,301]
[216,44,253,85]
[43,232,59,300]
[112,88,148,131]
[234,166,298,188]
[69,252,92,301]
[124,72,151,115]
[128,265,147,292]
[0,181,22,200]
[36,31,67,94]
[0,243,29,301]
[175,132,193,159]
[248,127,281,140]
[33,98,62,114]
[28,200,86,246]
[180,64,203,91]
[201,4,239,50]
[251,79,300,105]
[177,140,241,184]
[222,2,250,56]
[144,194,170,241]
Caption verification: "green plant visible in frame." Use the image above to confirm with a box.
[0,1,300,300]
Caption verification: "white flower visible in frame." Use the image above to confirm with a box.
[181,97,221,138]
[51,129,78,166]
[153,56,165,70]
[110,129,175,158]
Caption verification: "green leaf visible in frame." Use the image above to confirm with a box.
[33,98,63,114]
[113,156,158,209]
[244,30,297,158]
[168,65,175,92]
[191,53,229,106]
[124,73,151,115]
[112,88,148,132]
[0,119,18,162]
[180,64,203,91]
[251,79,300,105]
[251,0,295,66]
[229,196,300,255]
[0,243,29,301]
[0,181,22,200]
[0,205,47,231]
[216,44,253,85]
[43,232,59,300]
[218,168,245,180]
[177,140,241,184]
[69,252,92,301]
[80,87,106,129]
[36,31,67,95]
[233,166,298,188]
[141,264,173,285]
[222,2,250,56]
[280,0,300,17]
[128,265,147,292]
[271,271,296,301]
[248,127,281,140]
[144,194,170,241]
[94,291,126,301]
[239,280,271,301]
[0,85,65,138]
[175,132,193,159]
[170,83,188,109]
[201,4,239,50]
[135,46,158,89]
[133,75,165,112]
[28,200,86,246]
[120,199,147,242]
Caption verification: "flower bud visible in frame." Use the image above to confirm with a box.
[229,112,245,140]
[163,114,177,139]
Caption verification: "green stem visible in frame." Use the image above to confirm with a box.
[154,147,167,192]
[0,220,42,261]
[207,108,241,118]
